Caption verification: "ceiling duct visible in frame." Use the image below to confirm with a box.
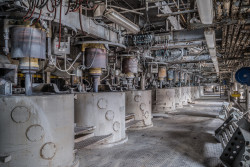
[104,9,140,34]
[205,29,219,74]
[196,0,214,24]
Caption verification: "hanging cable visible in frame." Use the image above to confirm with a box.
[65,0,71,15]
[23,1,34,19]
[31,9,42,26]
[46,0,55,13]
[79,4,86,35]
[23,2,36,22]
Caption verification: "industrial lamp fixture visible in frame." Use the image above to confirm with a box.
[104,9,140,34]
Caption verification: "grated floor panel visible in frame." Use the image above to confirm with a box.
[75,134,112,149]
[74,126,95,135]
[77,95,225,167]
[125,120,142,129]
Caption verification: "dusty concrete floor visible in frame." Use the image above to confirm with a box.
[77,94,226,167]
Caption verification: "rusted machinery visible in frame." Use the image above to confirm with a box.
[125,90,153,130]
[153,88,176,113]
[11,26,46,95]
[122,56,138,90]
[74,92,127,148]
[0,94,79,167]
[83,44,107,92]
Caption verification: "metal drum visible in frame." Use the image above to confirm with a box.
[175,87,183,108]
[158,67,167,80]
[125,90,153,129]
[75,92,127,148]
[181,87,188,105]
[85,48,106,69]
[0,94,79,167]
[167,69,174,81]
[153,88,176,113]
[11,27,46,59]
[122,57,138,74]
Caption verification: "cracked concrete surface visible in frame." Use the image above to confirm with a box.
[77,94,226,167]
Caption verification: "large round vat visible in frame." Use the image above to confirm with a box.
[125,90,153,129]
[175,87,183,108]
[153,88,176,113]
[75,92,127,147]
[0,94,78,167]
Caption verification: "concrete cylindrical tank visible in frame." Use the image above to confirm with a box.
[191,87,196,101]
[75,92,127,148]
[150,88,156,111]
[194,86,200,99]
[0,94,78,167]
[153,88,176,113]
[181,87,188,105]
[186,87,192,103]
[175,87,183,108]
[200,86,204,96]
[125,90,153,129]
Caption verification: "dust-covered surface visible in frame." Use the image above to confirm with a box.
[77,95,225,167]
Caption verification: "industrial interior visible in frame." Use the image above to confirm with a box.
[1,0,250,167]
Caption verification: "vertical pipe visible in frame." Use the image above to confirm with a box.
[25,73,32,95]
[93,76,99,93]
[219,74,222,98]
[141,74,145,90]
[160,81,163,89]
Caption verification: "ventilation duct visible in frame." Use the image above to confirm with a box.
[196,0,214,24]
[104,9,140,34]
[205,29,219,74]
